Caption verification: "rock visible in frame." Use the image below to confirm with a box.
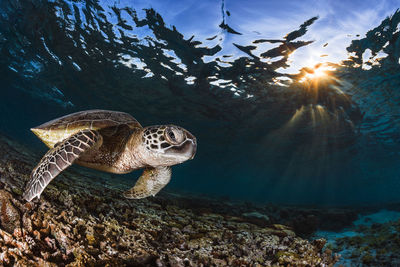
[313,238,327,251]
[0,189,21,234]
[242,211,270,227]
[293,214,318,236]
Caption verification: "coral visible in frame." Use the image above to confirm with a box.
[319,210,400,266]
[0,133,338,266]
[0,190,21,234]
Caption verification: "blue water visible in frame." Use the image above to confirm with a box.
[1,0,400,206]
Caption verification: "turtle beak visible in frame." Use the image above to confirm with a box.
[184,131,197,160]
[163,129,197,162]
[190,137,197,159]
[164,135,197,161]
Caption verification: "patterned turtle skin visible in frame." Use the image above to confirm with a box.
[23,110,197,202]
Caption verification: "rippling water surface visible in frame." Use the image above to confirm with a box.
[1,0,400,205]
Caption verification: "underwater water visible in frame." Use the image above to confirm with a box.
[1,0,400,265]
[1,0,400,206]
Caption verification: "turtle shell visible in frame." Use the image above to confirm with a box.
[31,110,142,148]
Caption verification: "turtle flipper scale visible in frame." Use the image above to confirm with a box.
[23,130,100,202]
[123,166,171,199]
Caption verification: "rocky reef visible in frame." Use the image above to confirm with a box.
[318,210,400,266]
[0,133,338,266]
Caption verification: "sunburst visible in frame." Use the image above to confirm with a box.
[299,63,335,83]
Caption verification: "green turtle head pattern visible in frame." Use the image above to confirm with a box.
[141,125,197,166]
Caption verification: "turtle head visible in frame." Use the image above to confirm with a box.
[140,125,197,166]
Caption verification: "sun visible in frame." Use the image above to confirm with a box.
[299,63,335,83]
[305,67,327,79]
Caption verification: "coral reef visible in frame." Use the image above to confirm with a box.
[318,210,400,266]
[0,133,338,266]
[153,194,359,238]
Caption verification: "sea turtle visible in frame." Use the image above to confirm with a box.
[22,110,197,202]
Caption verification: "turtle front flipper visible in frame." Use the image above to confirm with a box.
[23,130,101,202]
[123,166,171,199]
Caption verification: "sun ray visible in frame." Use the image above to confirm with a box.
[299,63,336,83]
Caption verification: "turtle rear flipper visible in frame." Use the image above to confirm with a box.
[23,130,101,202]
[123,166,171,199]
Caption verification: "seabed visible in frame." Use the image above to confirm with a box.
[1,132,400,266]
[0,132,337,266]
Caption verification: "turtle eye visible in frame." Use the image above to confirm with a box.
[165,127,185,145]
[169,131,175,140]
